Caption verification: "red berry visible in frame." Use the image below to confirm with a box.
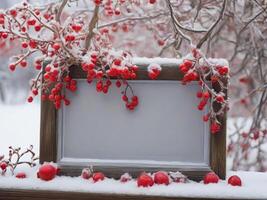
[228,175,242,186]
[211,122,220,134]
[21,42,28,49]
[203,115,209,122]
[29,40,37,48]
[20,60,27,67]
[53,43,61,51]
[116,80,121,88]
[34,24,42,32]
[92,172,105,182]
[1,32,8,39]
[114,59,121,66]
[27,96,33,103]
[16,172,26,179]
[94,0,102,5]
[203,91,210,99]
[203,172,219,184]
[0,162,7,170]
[216,95,224,103]
[10,9,17,17]
[122,94,128,102]
[196,91,203,98]
[37,164,57,181]
[27,19,36,26]
[120,173,132,183]
[183,60,192,68]
[81,168,92,180]
[137,173,154,187]
[9,63,16,71]
[32,89,38,96]
[149,0,156,4]
[154,171,169,185]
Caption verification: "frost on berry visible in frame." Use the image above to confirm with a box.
[147,63,162,80]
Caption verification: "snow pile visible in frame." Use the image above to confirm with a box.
[0,166,267,199]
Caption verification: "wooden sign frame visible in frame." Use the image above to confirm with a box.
[40,63,226,181]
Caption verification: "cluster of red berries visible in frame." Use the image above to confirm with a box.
[82,56,139,111]
[122,95,139,110]
[179,60,199,83]
[179,56,228,135]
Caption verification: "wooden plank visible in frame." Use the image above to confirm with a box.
[69,65,184,80]
[39,96,57,163]
[0,189,245,200]
[209,79,227,179]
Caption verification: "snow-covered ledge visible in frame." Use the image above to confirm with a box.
[0,166,266,199]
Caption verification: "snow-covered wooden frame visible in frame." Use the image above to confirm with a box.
[40,62,227,182]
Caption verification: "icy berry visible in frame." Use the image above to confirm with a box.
[203,172,219,184]
[92,172,105,182]
[0,162,7,170]
[27,96,33,103]
[16,172,26,179]
[137,173,154,187]
[154,171,169,185]
[211,122,220,134]
[37,164,57,181]
[120,173,132,183]
[228,175,242,186]
[81,168,92,180]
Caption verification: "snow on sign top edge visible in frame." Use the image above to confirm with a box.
[132,57,229,66]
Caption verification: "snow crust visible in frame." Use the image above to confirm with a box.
[132,57,229,66]
[0,166,266,199]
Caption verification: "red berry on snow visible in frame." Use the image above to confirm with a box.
[203,172,219,184]
[120,173,132,183]
[154,171,169,185]
[92,172,105,182]
[137,173,154,187]
[81,168,92,180]
[228,175,242,186]
[37,164,57,181]
[16,172,26,179]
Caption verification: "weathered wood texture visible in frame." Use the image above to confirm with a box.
[0,189,243,200]
[40,64,226,181]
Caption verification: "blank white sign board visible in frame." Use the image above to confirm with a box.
[58,80,210,168]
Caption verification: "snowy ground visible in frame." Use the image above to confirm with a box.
[1,103,267,199]
[0,166,267,199]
